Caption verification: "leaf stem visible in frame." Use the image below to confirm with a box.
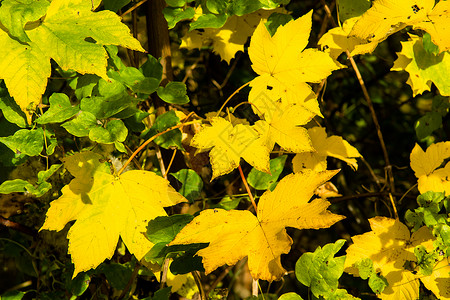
[216,81,251,117]
[238,165,257,212]
[118,120,200,175]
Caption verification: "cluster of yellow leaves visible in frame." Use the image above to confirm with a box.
[345,217,450,300]
[191,12,359,180]
[320,0,450,59]
[350,0,450,53]
[40,151,186,277]
[181,9,279,63]
[171,170,345,281]
[0,0,144,122]
[171,15,361,281]
[410,141,450,195]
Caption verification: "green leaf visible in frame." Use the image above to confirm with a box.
[414,245,438,276]
[227,0,265,16]
[209,196,244,210]
[423,33,440,56]
[146,214,195,244]
[206,0,229,14]
[70,74,100,100]
[123,110,150,133]
[0,0,50,42]
[99,262,133,290]
[37,164,62,184]
[432,95,450,116]
[368,273,388,294]
[61,111,98,137]
[170,254,204,274]
[157,82,190,105]
[89,119,128,144]
[353,258,374,280]
[45,128,58,156]
[0,90,28,128]
[143,110,183,149]
[295,239,346,298]
[415,112,442,140]
[164,7,195,29]
[165,0,186,6]
[0,179,34,194]
[36,93,79,124]
[265,13,293,36]
[170,169,203,202]
[0,290,26,300]
[67,272,90,296]
[141,55,163,81]
[152,286,172,300]
[0,128,44,156]
[247,155,287,190]
[108,66,160,95]
[277,292,303,300]
[190,13,228,30]
[337,0,370,23]
[80,79,134,119]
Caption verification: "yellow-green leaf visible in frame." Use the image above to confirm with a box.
[170,170,345,281]
[40,151,186,277]
[0,30,50,123]
[344,217,436,300]
[391,34,450,96]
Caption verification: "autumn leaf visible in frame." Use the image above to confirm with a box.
[318,17,380,58]
[191,116,270,180]
[170,170,345,281]
[344,217,448,300]
[349,0,434,44]
[410,142,450,194]
[0,0,144,121]
[391,34,450,97]
[350,0,450,52]
[292,127,362,173]
[181,9,278,63]
[413,0,450,52]
[248,10,341,123]
[40,151,186,277]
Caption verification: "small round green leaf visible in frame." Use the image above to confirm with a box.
[157,82,189,104]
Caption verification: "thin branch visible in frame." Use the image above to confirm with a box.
[238,165,257,212]
[118,121,200,175]
[0,216,38,237]
[121,0,148,17]
[330,191,415,204]
[216,81,251,117]
[320,0,395,194]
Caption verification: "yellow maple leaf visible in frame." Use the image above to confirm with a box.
[344,217,443,300]
[170,170,345,281]
[414,1,450,52]
[40,151,186,277]
[349,0,434,43]
[318,17,380,58]
[253,104,315,153]
[391,34,450,96]
[248,11,341,122]
[191,116,270,180]
[410,142,450,194]
[292,127,362,173]
[181,9,278,64]
[350,0,450,52]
